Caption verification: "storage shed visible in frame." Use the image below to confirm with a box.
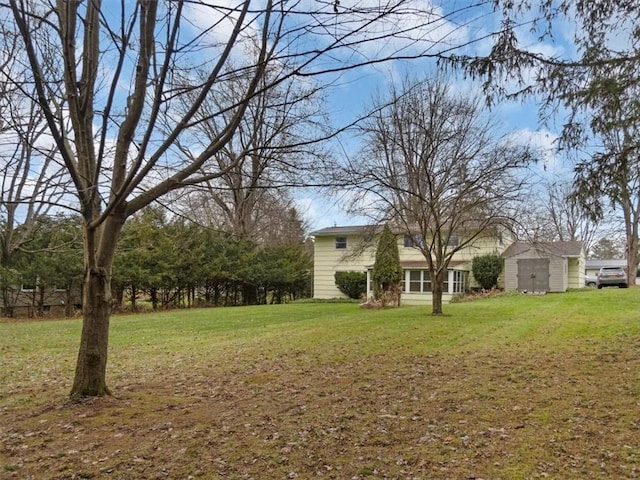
[503,241,585,293]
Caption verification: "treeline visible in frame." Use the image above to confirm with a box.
[113,209,312,310]
[1,209,312,317]
[0,214,83,317]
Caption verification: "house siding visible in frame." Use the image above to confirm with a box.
[398,293,454,306]
[313,234,375,299]
[568,257,583,289]
[557,257,568,292]
[2,286,82,318]
[312,227,512,304]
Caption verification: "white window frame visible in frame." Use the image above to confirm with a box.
[405,270,432,293]
[335,236,347,249]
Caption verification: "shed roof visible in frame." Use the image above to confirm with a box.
[502,241,584,259]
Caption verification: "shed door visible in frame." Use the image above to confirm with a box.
[517,258,550,292]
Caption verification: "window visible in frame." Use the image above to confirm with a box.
[409,270,421,292]
[447,233,459,247]
[335,236,347,249]
[404,270,468,294]
[404,235,412,247]
[451,270,467,293]
[406,270,431,293]
[404,235,424,248]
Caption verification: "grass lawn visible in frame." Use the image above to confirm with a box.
[2,288,640,479]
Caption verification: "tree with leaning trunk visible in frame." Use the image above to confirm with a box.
[3,0,488,397]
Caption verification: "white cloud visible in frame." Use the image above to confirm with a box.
[509,128,562,171]
[295,191,370,231]
[183,0,263,46]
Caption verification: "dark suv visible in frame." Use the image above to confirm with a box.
[596,266,628,289]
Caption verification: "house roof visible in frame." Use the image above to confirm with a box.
[585,259,628,269]
[399,260,467,269]
[502,241,584,259]
[308,225,376,237]
[310,220,507,237]
[365,260,468,270]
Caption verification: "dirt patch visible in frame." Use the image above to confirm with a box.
[2,339,640,479]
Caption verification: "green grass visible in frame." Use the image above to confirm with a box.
[2,288,638,389]
[2,287,640,479]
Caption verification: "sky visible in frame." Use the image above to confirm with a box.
[0,1,582,233]
[294,0,577,231]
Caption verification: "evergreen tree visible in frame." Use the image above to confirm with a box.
[372,225,403,307]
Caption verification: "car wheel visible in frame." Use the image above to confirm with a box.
[620,283,628,288]
[597,284,603,289]
[587,282,596,287]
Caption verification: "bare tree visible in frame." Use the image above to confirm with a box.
[0,27,69,316]
[175,60,325,239]
[345,74,531,314]
[182,187,308,245]
[2,0,492,397]
[516,177,601,251]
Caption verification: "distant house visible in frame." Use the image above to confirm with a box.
[310,224,513,305]
[584,259,627,278]
[502,241,586,293]
[1,284,82,318]
[585,259,640,285]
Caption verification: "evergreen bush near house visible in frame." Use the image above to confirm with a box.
[472,254,503,290]
[372,225,403,307]
[334,271,367,299]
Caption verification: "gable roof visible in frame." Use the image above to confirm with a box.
[309,225,377,237]
[310,221,508,238]
[502,241,584,259]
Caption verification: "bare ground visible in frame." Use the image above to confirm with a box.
[2,338,640,479]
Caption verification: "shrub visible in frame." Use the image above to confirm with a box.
[472,254,503,290]
[334,271,367,299]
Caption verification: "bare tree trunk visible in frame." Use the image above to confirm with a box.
[71,265,111,397]
[37,285,45,316]
[150,287,158,309]
[130,285,137,310]
[626,226,638,288]
[432,270,444,315]
[71,215,123,398]
[64,287,73,317]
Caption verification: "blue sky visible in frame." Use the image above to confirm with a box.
[296,0,577,231]
[0,1,579,231]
